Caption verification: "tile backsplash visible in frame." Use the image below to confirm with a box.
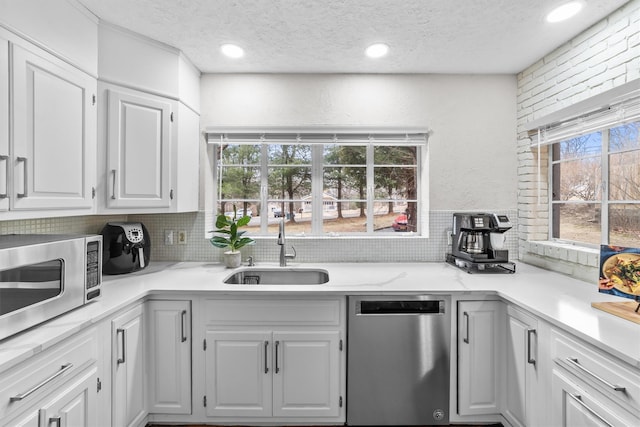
[0,210,517,263]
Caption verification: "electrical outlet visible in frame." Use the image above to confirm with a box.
[164,230,174,245]
[178,230,187,245]
[446,229,452,245]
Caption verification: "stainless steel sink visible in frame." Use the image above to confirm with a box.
[223,267,329,285]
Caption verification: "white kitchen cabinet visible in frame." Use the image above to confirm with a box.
[0,328,100,427]
[200,297,345,423]
[111,304,146,427]
[146,300,191,415]
[205,329,341,419]
[504,305,541,427]
[0,31,96,215]
[550,328,640,427]
[271,330,340,417]
[103,84,174,210]
[551,368,638,427]
[457,300,504,417]
[206,330,272,417]
[0,34,8,212]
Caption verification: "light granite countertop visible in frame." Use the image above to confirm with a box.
[1,261,639,372]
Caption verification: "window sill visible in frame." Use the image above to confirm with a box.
[522,240,599,282]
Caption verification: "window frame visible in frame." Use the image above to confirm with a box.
[548,121,640,247]
[207,128,430,238]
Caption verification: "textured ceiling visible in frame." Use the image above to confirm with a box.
[76,0,630,74]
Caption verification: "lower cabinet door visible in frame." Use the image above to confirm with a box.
[551,369,636,427]
[272,331,341,418]
[205,330,272,417]
[457,300,503,416]
[146,300,191,414]
[112,304,146,427]
[40,365,98,427]
[1,366,98,427]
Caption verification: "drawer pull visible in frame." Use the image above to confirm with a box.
[117,328,126,365]
[463,311,470,344]
[566,357,626,392]
[180,310,188,342]
[567,393,614,427]
[9,363,73,402]
[527,329,536,365]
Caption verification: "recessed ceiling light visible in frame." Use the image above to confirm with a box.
[365,43,389,59]
[221,43,244,58]
[546,1,583,23]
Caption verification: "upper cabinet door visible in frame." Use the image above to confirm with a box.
[0,36,9,212]
[106,88,173,209]
[11,43,96,211]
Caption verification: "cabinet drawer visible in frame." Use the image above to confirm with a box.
[551,329,640,412]
[204,298,343,326]
[0,328,98,418]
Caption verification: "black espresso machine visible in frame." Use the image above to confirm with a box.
[446,213,515,273]
[101,222,151,274]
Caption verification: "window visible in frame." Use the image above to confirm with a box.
[209,131,427,237]
[550,121,640,247]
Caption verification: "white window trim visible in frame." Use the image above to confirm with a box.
[205,126,432,239]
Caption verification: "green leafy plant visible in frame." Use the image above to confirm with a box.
[209,208,255,252]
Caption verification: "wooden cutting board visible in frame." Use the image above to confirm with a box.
[592,301,640,324]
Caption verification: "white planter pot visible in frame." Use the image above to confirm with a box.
[223,251,242,268]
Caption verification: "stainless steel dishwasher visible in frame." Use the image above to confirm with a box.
[347,295,451,426]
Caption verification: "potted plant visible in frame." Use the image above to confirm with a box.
[210,207,255,268]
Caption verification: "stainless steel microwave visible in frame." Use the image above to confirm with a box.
[0,234,102,341]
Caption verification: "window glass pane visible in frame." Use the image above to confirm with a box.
[219,166,261,199]
[323,145,366,166]
[323,166,366,200]
[374,145,417,165]
[551,203,600,244]
[268,144,312,164]
[267,203,312,235]
[374,167,417,200]
[608,204,640,247]
[552,158,601,201]
[323,201,367,234]
[609,122,640,154]
[268,166,311,200]
[219,144,261,165]
[609,149,640,201]
[555,132,601,161]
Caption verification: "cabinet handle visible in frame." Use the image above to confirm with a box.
[49,415,62,427]
[16,156,27,198]
[264,341,269,374]
[527,329,536,365]
[9,363,73,402]
[116,328,126,364]
[463,311,470,344]
[180,310,187,342]
[565,357,626,392]
[0,155,7,199]
[275,340,280,374]
[567,393,614,427]
[110,169,117,199]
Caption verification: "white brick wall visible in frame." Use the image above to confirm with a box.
[516,0,640,275]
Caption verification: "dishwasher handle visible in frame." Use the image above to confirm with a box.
[358,300,445,315]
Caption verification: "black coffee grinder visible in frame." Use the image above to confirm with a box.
[446,213,515,273]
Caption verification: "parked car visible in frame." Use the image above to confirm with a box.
[392,214,408,232]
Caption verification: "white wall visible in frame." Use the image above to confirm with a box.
[200,73,518,211]
[516,0,640,280]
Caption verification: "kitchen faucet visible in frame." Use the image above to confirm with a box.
[277,220,296,266]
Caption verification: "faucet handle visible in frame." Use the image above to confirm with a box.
[286,246,296,260]
[246,256,254,266]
